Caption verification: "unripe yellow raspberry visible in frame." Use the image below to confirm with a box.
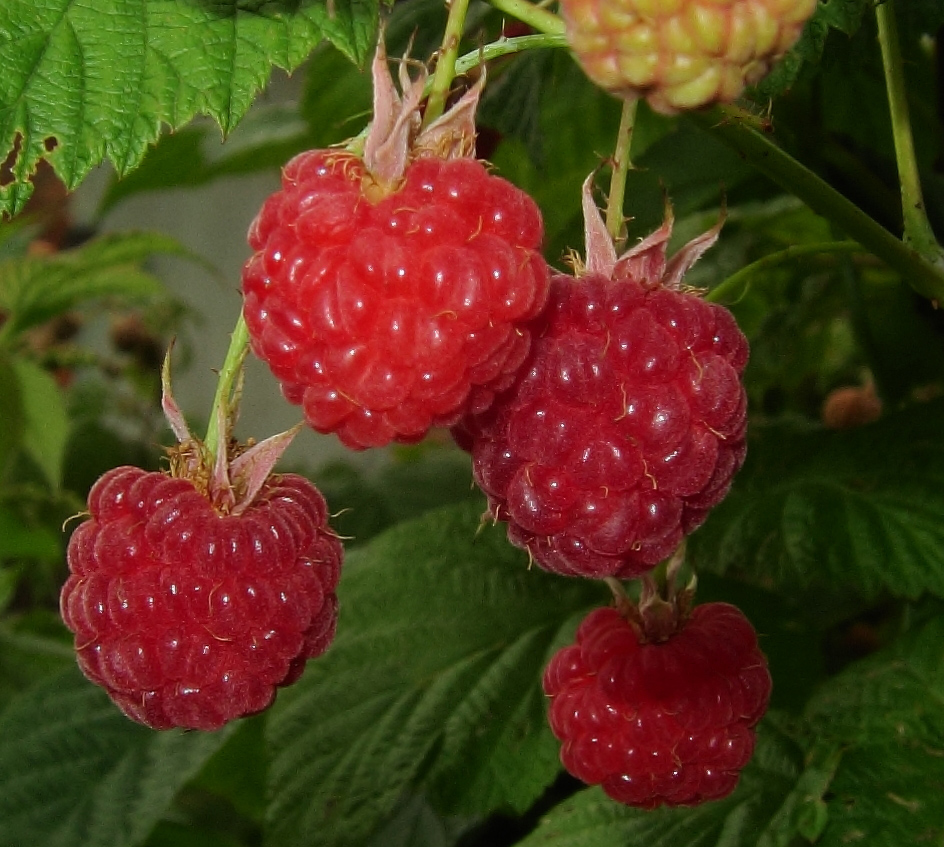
[560,0,818,113]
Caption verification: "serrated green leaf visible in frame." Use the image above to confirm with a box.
[802,615,944,845]
[817,744,944,847]
[142,821,247,847]
[265,501,604,847]
[99,104,312,214]
[689,398,944,600]
[0,0,380,217]
[0,232,182,338]
[191,715,267,824]
[11,359,69,488]
[0,665,233,847]
[806,615,944,745]
[99,0,447,213]
[515,723,804,847]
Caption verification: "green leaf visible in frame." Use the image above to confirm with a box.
[98,105,312,214]
[0,665,234,847]
[515,723,804,847]
[11,359,69,488]
[817,744,944,847]
[99,0,446,213]
[312,448,481,547]
[803,615,944,845]
[366,793,473,847]
[0,613,75,710]
[0,567,17,615]
[190,715,267,825]
[265,501,604,847]
[0,0,380,217]
[0,505,59,562]
[0,232,181,338]
[0,353,24,476]
[806,615,944,746]
[752,0,872,99]
[689,398,944,600]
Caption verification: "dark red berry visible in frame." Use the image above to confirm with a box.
[455,269,748,579]
[60,466,342,731]
[543,602,771,808]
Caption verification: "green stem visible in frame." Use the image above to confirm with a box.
[606,98,638,247]
[707,240,864,305]
[875,0,944,267]
[347,33,569,154]
[423,0,473,128]
[203,311,250,462]
[484,0,566,35]
[689,106,944,304]
[453,32,569,76]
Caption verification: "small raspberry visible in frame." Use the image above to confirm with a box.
[455,183,748,579]
[60,466,342,731]
[242,41,549,449]
[543,601,771,808]
[560,0,818,113]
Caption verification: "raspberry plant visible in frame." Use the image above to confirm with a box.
[2,0,944,845]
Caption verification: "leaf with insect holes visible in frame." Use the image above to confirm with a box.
[0,0,380,217]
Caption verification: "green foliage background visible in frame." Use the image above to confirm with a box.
[2,0,944,845]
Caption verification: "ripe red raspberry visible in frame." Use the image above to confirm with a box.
[242,43,549,449]
[544,602,771,808]
[560,0,818,114]
[454,189,748,578]
[60,466,342,731]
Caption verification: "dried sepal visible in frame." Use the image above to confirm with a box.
[360,33,483,196]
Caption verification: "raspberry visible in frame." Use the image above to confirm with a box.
[242,42,549,449]
[560,0,818,113]
[543,602,771,808]
[60,466,342,731]
[454,191,748,578]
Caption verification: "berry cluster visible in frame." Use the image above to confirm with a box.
[60,23,772,813]
[544,602,771,807]
[61,466,341,731]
